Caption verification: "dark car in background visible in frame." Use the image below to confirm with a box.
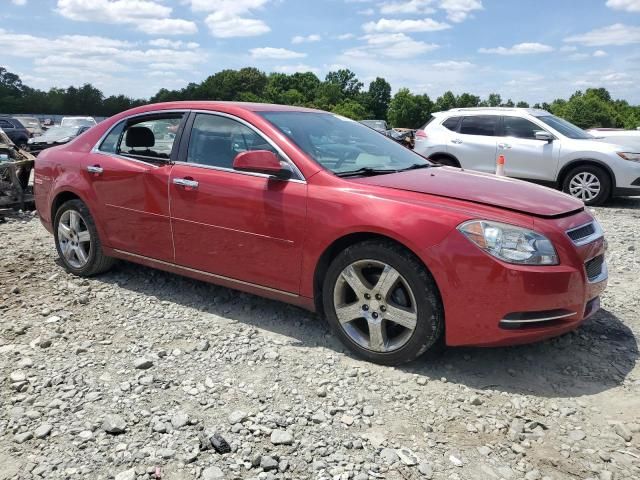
[13,116,44,136]
[0,117,30,149]
[28,125,90,155]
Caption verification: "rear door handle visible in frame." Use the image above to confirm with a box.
[173,178,199,189]
[451,138,463,144]
[498,143,512,149]
[87,165,103,174]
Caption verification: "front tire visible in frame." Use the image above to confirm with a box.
[53,199,115,276]
[322,240,444,365]
[562,165,611,206]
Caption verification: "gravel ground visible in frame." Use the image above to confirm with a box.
[1,199,639,480]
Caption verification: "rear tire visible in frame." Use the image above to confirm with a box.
[562,165,611,206]
[322,240,444,365]
[53,199,115,276]
[429,155,460,168]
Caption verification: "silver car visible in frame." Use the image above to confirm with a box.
[414,107,640,205]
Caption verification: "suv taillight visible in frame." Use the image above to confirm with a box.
[415,129,427,139]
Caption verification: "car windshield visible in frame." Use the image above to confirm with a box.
[38,126,79,140]
[15,117,40,127]
[361,120,388,131]
[536,115,594,139]
[259,112,430,175]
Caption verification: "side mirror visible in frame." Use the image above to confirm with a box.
[535,131,553,142]
[233,150,292,179]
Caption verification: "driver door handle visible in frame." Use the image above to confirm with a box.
[87,165,103,174]
[451,138,463,144]
[173,178,199,189]
[498,143,512,149]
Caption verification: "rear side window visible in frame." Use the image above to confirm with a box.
[460,116,498,136]
[186,113,277,169]
[442,116,461,131]
[0,119,14,129]
[503,116,545,140]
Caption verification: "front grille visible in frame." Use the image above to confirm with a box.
[567,223,595,242]
[585,255,604,281]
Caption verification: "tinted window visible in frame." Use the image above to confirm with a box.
[116,115,183,160]
[0,119,14,129]
[259,111,430,174]
[442,116,460,131]
[503,116,546,140]
[460,116,498,136]
[187,114,277,169]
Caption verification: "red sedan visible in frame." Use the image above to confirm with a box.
[34,102,608,365]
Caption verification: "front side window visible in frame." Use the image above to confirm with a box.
[186,114,277,169]
[503,116,547,140]
[0,119,14,129]
[259,111,431,175]
[459,116,498,136]
[536,115,594,140]
[103,115,183,160]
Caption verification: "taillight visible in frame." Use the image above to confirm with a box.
[415,129,427,139]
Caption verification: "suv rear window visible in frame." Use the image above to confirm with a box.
[442,116,460,131]
[460,116,498,136]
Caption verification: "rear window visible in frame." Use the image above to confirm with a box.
[460,116,498,136]
[442,116,461,131]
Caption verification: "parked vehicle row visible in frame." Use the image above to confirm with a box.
[35,101,608,365]
[413,107,640,205]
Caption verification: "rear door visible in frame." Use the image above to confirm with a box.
[85,112,186,262]
[453,115,499,173]
[169,112,307,294]
[498,116,559,181]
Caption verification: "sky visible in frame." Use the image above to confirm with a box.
[1,0,640,103]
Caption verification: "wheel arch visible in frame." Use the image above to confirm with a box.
[428,152,461,167]
[50,189,109,249]
[558,158,617,189]
[312,231,442,316]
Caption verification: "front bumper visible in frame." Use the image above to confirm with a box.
[423,212,607,347]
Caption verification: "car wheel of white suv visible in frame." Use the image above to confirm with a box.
[562,165,611,206]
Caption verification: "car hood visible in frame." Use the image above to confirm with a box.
[351,167,584,218]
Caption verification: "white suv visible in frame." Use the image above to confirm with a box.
[414,107,640,205]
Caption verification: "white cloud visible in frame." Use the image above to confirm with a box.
[432,60,474,69]
[564,23,640,46]
[336,33,356,40]
[274,64,320,74]
[606,0,640,12]
[11,0,27,5]
[559,45,577,52]
[148,39,200,49]
[205,14,270,37]
[380,0,436,15]
[292,34,322,44]
[363,18,450,33]
[439,0,482,22]
[56,0,197,35]
[345,33,438,59]
[479,42,554,55]
[249,47,307,59]
[593,49,608,57]
[188,0,272,37]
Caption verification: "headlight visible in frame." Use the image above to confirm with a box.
[458,220,558,265]
[617,152,640,162]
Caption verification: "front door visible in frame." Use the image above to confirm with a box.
[454,115,499,173]
[498,116,560,181]
[84,112,185,261]
[169,112,307,294]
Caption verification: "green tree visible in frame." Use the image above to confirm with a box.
[332,100,368,120]
[387,88,432,128]
[366,77,392,119]
[434,91,457,111]
[325,69,363,98]
[456,93,480,108]
[516,101,530,108]
[487,93,502,107]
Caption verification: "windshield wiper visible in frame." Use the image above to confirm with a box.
[397,163,437,172]
[335,167,400,178]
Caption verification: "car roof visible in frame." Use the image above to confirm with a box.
[118,101,325,117]
[435,107,550,117]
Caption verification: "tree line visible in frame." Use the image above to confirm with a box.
[1,66,639,130]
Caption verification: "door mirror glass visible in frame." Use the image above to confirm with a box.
[534,131,554,142]
[233,150,292,179]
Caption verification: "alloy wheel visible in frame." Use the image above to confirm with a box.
[569,172,601,202]
[333,259,418,353]
[57,210,92,269]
